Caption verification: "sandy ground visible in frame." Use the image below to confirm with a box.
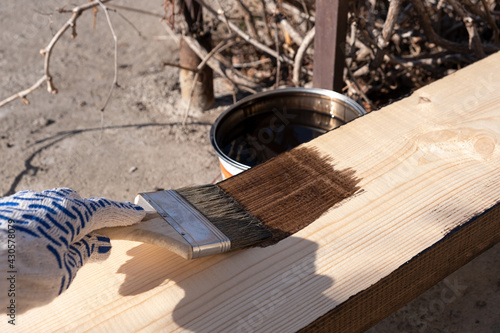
[1,1,499,332]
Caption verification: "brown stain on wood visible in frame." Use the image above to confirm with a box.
[218,146,362,246]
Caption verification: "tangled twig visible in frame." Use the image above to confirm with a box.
[410,0,498,55]
[342,0,500,109]
[96,0,119,111]
[0,0,112,109]
[371,0,402,69]
[193,0,293,66]
[182,35,258,92]
[182,35,235,125]
[234,0,259,40]
[293,27,315,86]
[2,0,500,113]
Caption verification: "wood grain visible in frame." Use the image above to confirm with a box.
[4,52,500,332]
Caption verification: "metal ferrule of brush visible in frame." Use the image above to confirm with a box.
[136,190,231,259]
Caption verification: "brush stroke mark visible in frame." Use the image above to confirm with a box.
[218,146,362,246]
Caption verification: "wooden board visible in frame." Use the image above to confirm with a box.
[3,52,500,332]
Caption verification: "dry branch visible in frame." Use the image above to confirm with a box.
[292,27,315,86]
[479,0,500,45]
[340,0,500,109]
[2,0,500,114]
[0,0,112,109]
[258,0,273,42]
[371,0,402,68]
[264,0,304,46]
[182,35,258,92]
[182,35,235,125]
[447,0,486,58]
[274,22,281,88]
[96,0,119,111]
[234,0,259,40]
[282,2,315,23]
[193,0,294,66]
[214,0,233,34]
[105,3,164,18]
[410,0,498,55]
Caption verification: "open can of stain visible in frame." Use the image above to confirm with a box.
[210,88,366,179]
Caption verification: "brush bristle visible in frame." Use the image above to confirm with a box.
[175,184,272,250]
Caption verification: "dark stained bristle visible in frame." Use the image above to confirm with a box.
[175,184,272,250]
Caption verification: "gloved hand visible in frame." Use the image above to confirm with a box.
[0,188,146,315]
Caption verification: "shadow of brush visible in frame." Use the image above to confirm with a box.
[116,236,335,332]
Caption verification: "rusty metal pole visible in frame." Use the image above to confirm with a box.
[179,0,214,110]
[312,0,349,92]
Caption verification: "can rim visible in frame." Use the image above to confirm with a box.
[210,87,366,172]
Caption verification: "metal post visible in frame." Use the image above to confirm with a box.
[312,0,349,92]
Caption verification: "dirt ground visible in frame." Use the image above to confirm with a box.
[0,1,499,332]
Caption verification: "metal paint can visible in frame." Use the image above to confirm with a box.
[210,88,366,179]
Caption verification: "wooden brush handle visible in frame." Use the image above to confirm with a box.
[95,212,191,259]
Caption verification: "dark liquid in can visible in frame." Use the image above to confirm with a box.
[221,109,345,167]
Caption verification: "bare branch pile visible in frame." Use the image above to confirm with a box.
[163,0,500,110]
[1,0,499,111]
[344,0,500,109]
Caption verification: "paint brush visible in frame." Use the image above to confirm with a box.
[97,147,361,259]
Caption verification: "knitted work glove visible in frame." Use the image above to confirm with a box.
[0,188,146,315]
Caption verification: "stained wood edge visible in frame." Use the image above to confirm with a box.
[299,201,500,332]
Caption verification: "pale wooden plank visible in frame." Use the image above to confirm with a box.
[2,52,500,332]
[301,201,500,331]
